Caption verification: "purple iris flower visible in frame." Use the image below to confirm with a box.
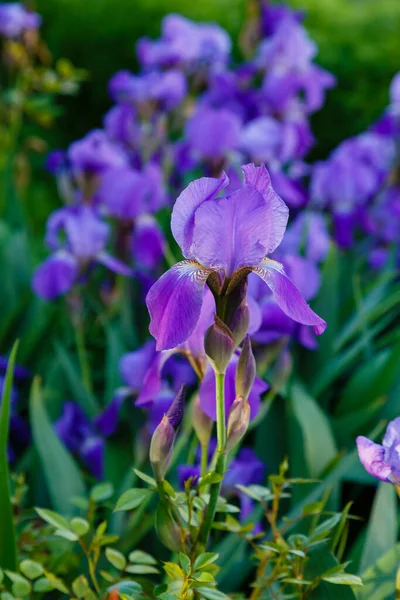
[104,105,139,146]
[312,133,394,213]
[357,418,400,483]
[32,206,131,300]
[185,106,242,160]
[146,163,326,351]
[240,115,313,164]
[261,3,304,37]
[68,130,128,176]
[97,163,167,220]
[200,354,268,422]
[0,2,41,37]
[55,402,105,479]
[137,14,231,70]
[256,18,317,74]
[262,66,335,114]
[108,69,187,111]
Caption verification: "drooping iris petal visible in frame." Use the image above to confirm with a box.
[253,259,327,334]
[146,260,210,350]
[356,436,392,482]
[192,185,272,277]
[32,252,78,300]
[200,357,268,422]
[171,173,229,257]
[241,163,289,255]
[136,350,175,407]
[120,340,156,392]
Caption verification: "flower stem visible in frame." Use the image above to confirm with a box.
[200,443,208,477]
[74,321,92,394]
[198,372,226,549]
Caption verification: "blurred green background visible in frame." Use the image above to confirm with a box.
[35,0,400,157]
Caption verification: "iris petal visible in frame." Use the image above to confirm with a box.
[241,163,289,254]
[356,436,392,482]
[171,173,229,257]
[253,258,327,334]
[146,260,210,350]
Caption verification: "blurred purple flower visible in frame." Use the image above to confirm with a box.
[108,69,187,110]
[199,354,268,422]
[33,206,131,300]
[0,2,41,37]
[357,417,400,483]
[185,106,242,160]
[137,14,231,69]
[68,130,128,176]
[104,105,139,146]
[146,163,326,351]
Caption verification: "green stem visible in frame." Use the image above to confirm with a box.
[200,443,209,477]
[197,372,226,548]
[74,321,93,394]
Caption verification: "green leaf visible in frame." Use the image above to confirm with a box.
[359,483,397,573]
[114,488,152,512]
[72,575,89,598]
[179,553,191,575]
[70,518,90,537]
[32,578,54,592]
[290,382,337,477]
[125,564,160,575]
[90,482,114,503]
[0,341,19,570]
[105,548,127,571]
[35,507,70,530]
[104,323,125,404]
[360,542,400,600]
[128,550,157,565]
[19,560,43,580]
[108,581,142,595]
[30,378,86,515]
[196,587,231,600]
[322,573,362,586]
[5,572,31,597]
[194,553,219,572]
[54,344,98,417]
[133,468,157,488]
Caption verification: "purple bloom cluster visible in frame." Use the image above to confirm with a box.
[0,2,41,38]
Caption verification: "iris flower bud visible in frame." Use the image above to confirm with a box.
[229,300,250,348]
[226,395,251,452]
[236,335,256,401]
[204,316,234,374]
[192,396,213,446]
[150,385,185,482]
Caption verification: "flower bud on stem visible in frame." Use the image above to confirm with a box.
[205,316,234,374]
